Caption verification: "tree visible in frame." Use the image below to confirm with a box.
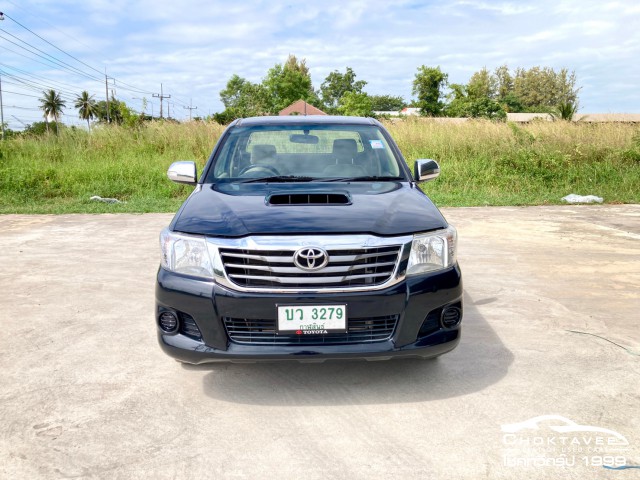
[220,74,250,110]
[554,101,578,121]
[464,65,579,114]
[263,55,318,113]
[412,66,448,116]
[0,122,16,139]
[320,67,367,113]
[24,121,52,136]
[74,91,98,131]
[444,84,505,120]
[233,82,271,118]
[444,83,470,117]
[39,89,66,134]
[493,65,514,102]
[513,66,579,110]
[95,97,132,125]
[284,54,311,77]
[369,94,406,112]
[337,91,373,117]
[217,75,271,122]
[467,67,497,100]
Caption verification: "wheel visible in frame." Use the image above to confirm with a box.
[239,165,280,177]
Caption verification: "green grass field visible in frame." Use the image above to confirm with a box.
[0,119,638,213]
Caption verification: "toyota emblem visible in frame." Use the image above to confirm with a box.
[294,247,329,271]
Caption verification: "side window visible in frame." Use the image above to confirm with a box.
[213,137,247,178]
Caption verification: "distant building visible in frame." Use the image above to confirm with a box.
[400,107,421,116]
[372,107,420,117]
[507,113,553,122]
[279,100,326,116]
[573,113,640,123]
[507,112,640,123]
[373,111,402,117]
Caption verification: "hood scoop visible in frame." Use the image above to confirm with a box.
[267,192,351,206]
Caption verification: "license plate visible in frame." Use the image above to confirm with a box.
[277,305,347,334]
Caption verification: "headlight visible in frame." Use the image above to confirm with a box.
[406,226,457,275]
[159,228,213,278]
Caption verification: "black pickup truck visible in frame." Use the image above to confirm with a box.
[156,115,462,363]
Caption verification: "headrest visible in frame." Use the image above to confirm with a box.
[251,144,277,164]
[332,139,358,160]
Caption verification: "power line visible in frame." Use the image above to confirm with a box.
[0,63,100,98]
[0,11,204,126]
[11,114,29,128]
[1,73,80,98]
[0,43,91,75]
[3,0,95,53]
[0,73,4,139]
[0,30,101,82]
[0,12,154,99]
[3,89,39,98]
[111,78,154,96]
[6,105,40,110]
[2,12,104,77]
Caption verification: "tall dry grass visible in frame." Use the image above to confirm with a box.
[0,122,225,213]
[0,119,638,213]
[385,118,640,205]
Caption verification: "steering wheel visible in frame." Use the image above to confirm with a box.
[239,165,280,177]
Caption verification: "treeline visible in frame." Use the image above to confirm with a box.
[215,55,580,122]
[9,55,581,137]
[10,89,150,137]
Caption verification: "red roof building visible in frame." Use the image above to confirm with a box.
[278,100,326,116]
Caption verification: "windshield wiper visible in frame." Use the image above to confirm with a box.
[322,175,404,182]
[237,175,316,183]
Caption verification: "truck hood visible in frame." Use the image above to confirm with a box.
[171,182,448,237]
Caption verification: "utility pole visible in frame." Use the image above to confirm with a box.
[0,72,4,140]
[152,83,170,119]
[105,68,110,123]
[184,98,197,121]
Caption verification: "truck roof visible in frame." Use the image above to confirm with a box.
[234,115,379,127]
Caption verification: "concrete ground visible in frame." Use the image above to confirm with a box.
[0,205,639,479]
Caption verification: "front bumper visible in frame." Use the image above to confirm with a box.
[155,265,463,363]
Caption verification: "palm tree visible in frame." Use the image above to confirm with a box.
[39,89,66,134]
[555,101,578,121]
[74,91,98,131]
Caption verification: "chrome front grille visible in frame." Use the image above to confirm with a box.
[219,245,401,289]
[224,315,398,345]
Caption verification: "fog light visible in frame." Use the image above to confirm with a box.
[180,313,202,340]
[441,307,462,328]
[159,311,179,333]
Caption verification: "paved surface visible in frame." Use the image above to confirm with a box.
[1,205,639,479]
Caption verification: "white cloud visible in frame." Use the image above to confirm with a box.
[2,0,640,129]
[454,1,537,15]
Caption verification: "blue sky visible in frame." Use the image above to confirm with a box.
[1,0,639,128]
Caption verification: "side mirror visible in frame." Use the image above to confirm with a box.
[414,159,440,182]
[167,161,197,185]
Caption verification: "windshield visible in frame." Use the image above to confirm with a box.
[205,124,404,182]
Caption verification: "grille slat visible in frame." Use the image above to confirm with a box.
[224,315,398,345]
[219,245,401,289]
[223,261,397,275]
[228,272,391,284]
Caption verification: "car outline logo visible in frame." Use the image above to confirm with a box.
[293,247,329,271]
[501,415,629,446]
